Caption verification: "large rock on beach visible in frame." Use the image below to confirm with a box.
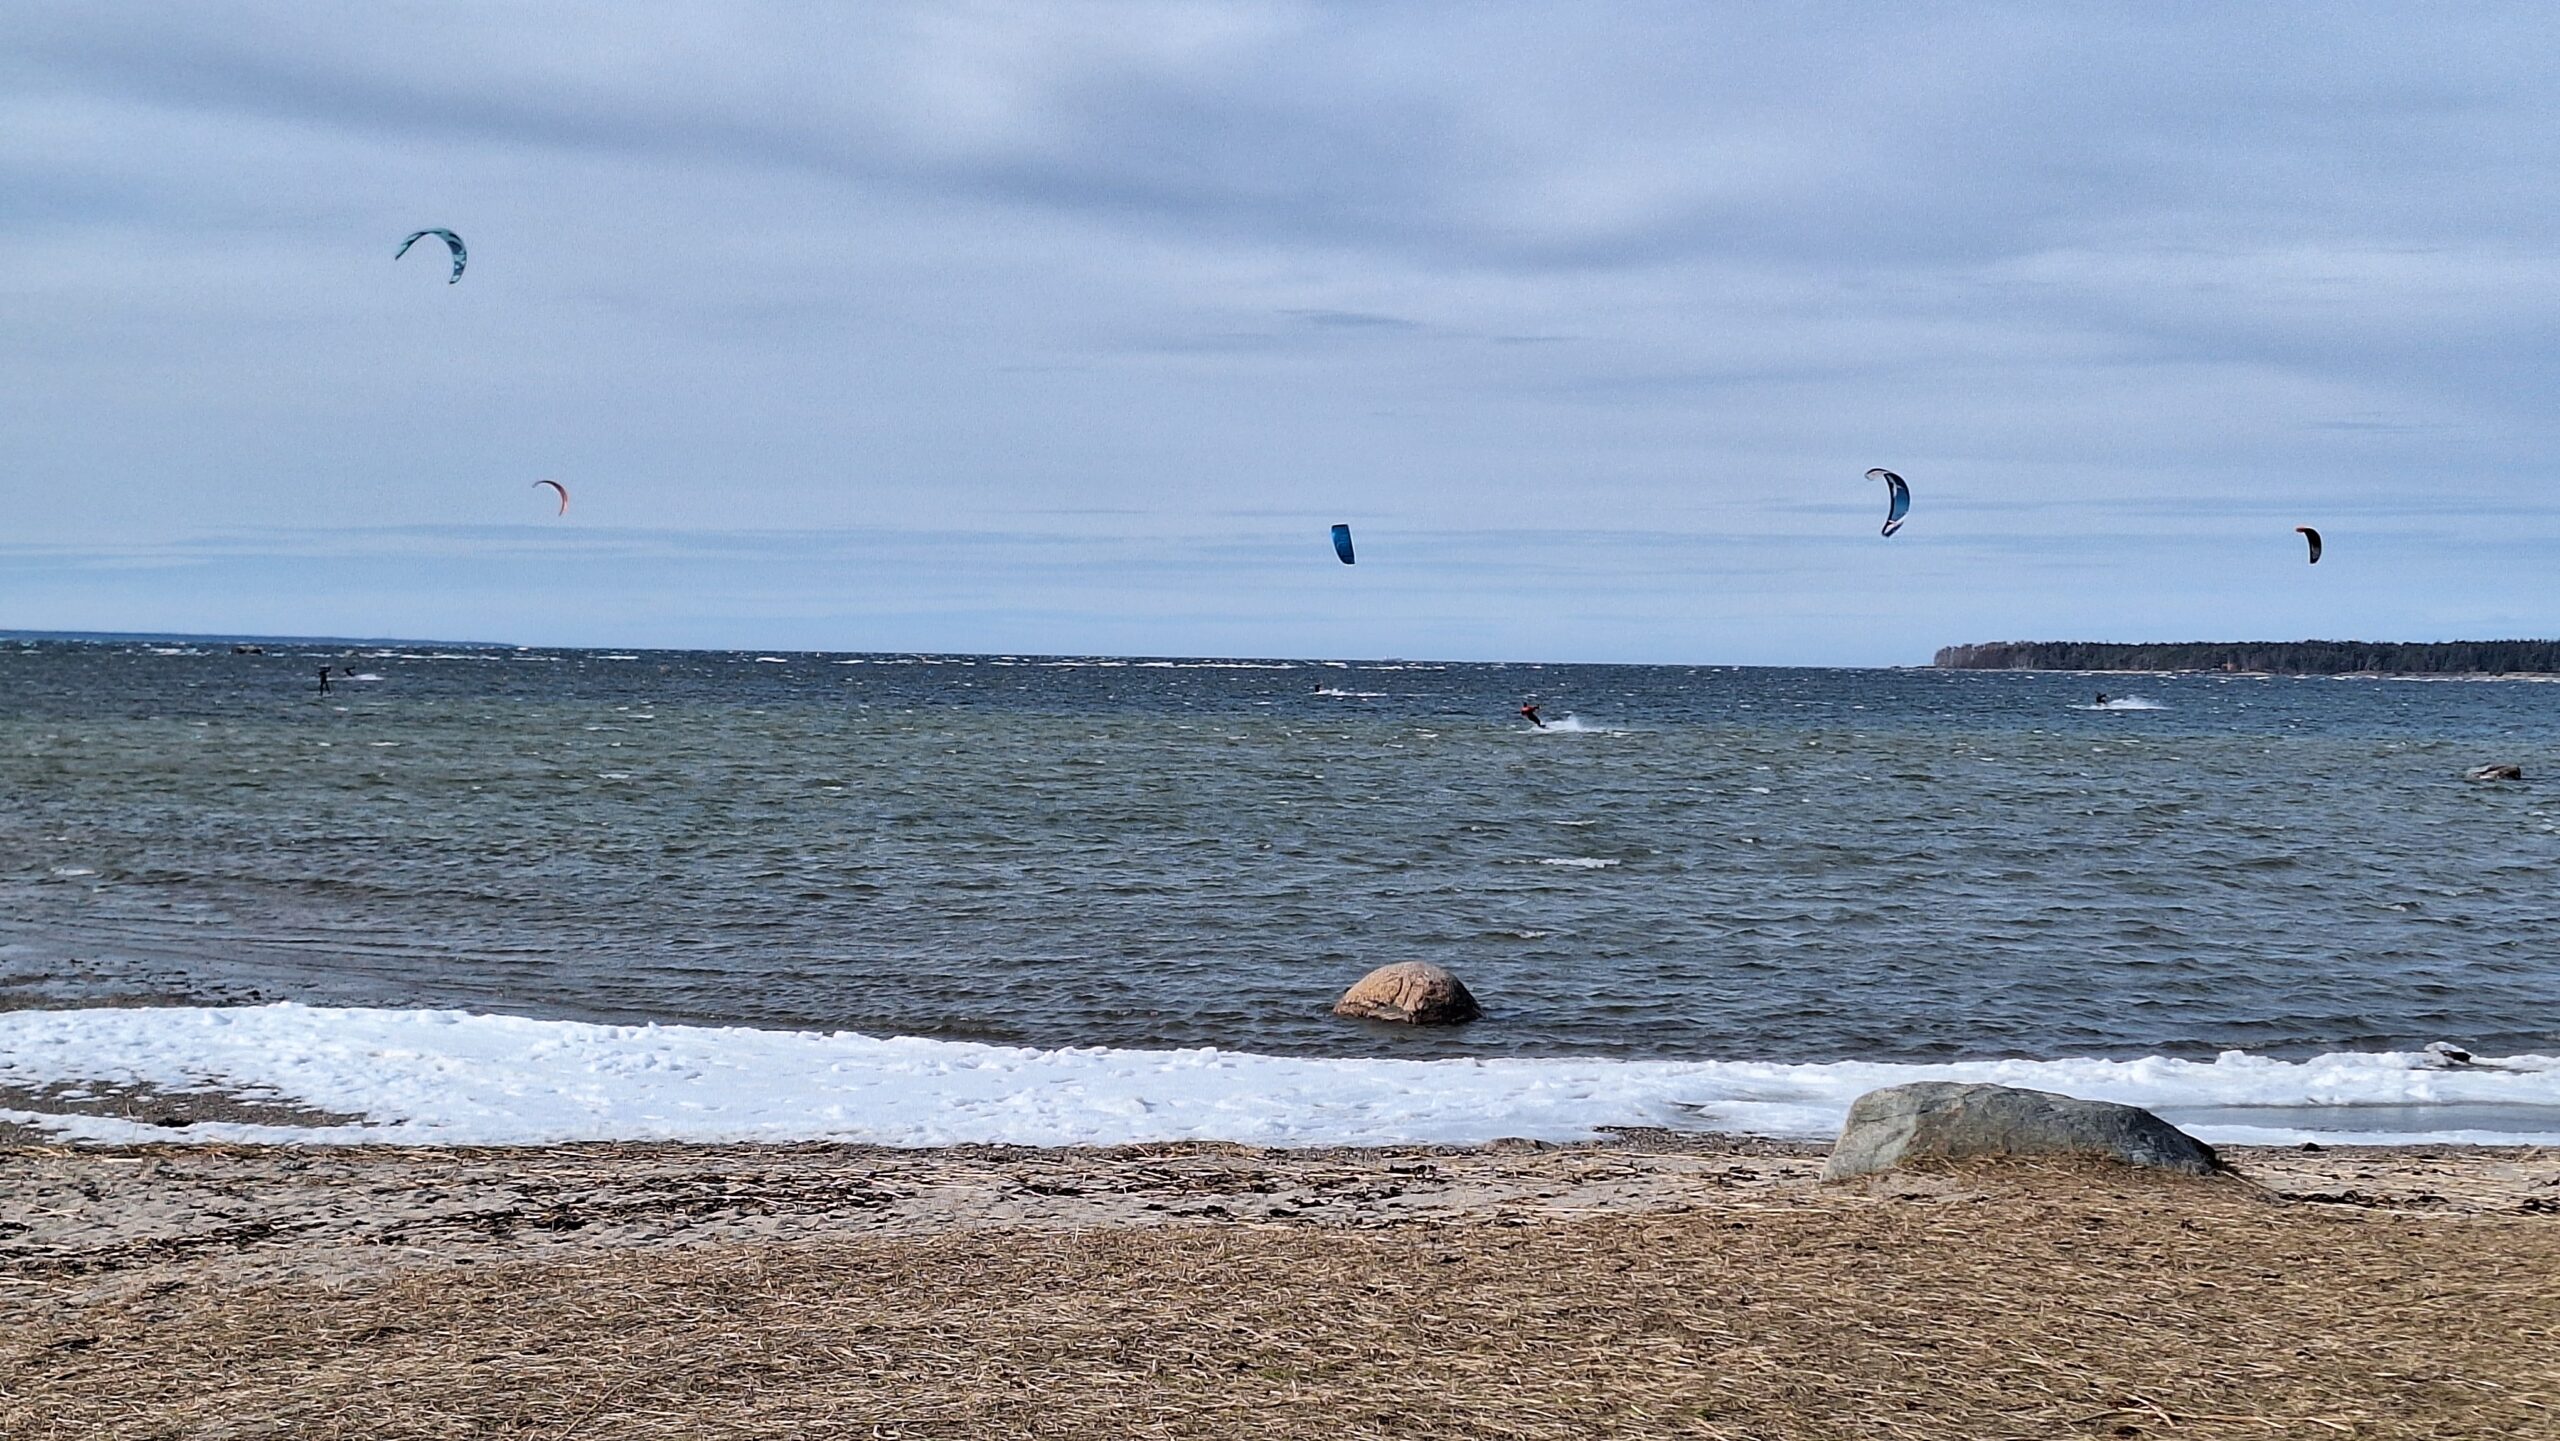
[1331,962,1482,1025]
[1821,1082,2223,1182]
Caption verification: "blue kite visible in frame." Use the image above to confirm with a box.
[1867,468,1910,537]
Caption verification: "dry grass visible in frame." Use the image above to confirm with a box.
[5,1166,2555,1439]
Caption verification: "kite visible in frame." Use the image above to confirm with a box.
[534,479,568,515]
[1330,524,1355,565]
[396,228,467,283]
[2296,526,2322,563]
[1867,468,1911,537]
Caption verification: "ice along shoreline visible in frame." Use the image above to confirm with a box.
[2,1003,2555,1150]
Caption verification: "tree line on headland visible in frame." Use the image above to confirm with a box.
[1933,640,2560,675]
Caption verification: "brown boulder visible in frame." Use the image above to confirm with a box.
[1331,962,1482,1025]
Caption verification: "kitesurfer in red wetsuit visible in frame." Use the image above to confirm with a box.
[1520,701,1545,729]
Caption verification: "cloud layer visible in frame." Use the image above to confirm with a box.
[6,3,2555,659]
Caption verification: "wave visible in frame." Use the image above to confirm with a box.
[1036,660,1302,670]
[1,1005,2551,1149]
[2076,697,2167,711]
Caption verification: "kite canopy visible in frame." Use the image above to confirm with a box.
[1330,524,1355,565]
[1867,468,1911,537]
[534,479,568,515]
[2296,525,2322,563]
[396,228,467,283]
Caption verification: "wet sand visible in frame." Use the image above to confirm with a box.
[3,1135,2555,1438]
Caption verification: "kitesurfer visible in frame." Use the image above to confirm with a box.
[1520,701,1545,729]
[2095,692,2108,706]
[316,665,333,696]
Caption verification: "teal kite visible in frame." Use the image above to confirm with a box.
[396,229,467,284]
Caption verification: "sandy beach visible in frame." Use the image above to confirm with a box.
[5,1135,2554,1439]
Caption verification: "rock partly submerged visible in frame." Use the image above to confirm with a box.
[2467,763,2524,782]
[1821,1081,2224,1182]
[1331,962,1483,1025]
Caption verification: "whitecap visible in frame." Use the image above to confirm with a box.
[1530,716,1634,735]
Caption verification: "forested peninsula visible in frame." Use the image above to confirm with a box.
[1933,640,2560,675]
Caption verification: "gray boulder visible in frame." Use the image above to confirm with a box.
[1331,962,1482,1025]
[2467,763,2524,782]
[1821,1082,2223,1182]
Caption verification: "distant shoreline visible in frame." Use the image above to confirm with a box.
[1936,639,2560,676]
[1942,666,2560,681]
[0,628,511,649]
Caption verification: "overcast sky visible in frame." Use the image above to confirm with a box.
[6,3,2556,662]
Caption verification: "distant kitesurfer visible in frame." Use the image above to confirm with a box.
[2095,692,2108,706]
[1520,701,1545,729]
[317,666,332,696]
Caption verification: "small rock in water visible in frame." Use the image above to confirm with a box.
[2466,763,2523,782]
[2424,1041,2475,1067]
[1822,1082,2224,1182]
[1331,962,1482,1025]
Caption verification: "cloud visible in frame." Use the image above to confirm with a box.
[1284,308,1421,330]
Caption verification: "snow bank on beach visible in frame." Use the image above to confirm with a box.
[3,1004,2555,1148]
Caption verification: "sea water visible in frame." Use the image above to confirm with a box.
[2,642,2555,1145]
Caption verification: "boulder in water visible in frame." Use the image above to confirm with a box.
[2467,763,2523,782]
[1331,962,1482,1025]
[1821,1082,2223,1182]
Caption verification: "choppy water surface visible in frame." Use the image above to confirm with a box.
[3,643,2555,1062]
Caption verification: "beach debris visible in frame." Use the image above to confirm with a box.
[2466,763,2523,782]
[395,228,467,283]
[1330,523,1355,565]
[1331,962,1481,1025]
[534,479,569,515]
[2295,525,2323,563]
[1866,467,1911,537]
[1820,1082,2224,1182]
